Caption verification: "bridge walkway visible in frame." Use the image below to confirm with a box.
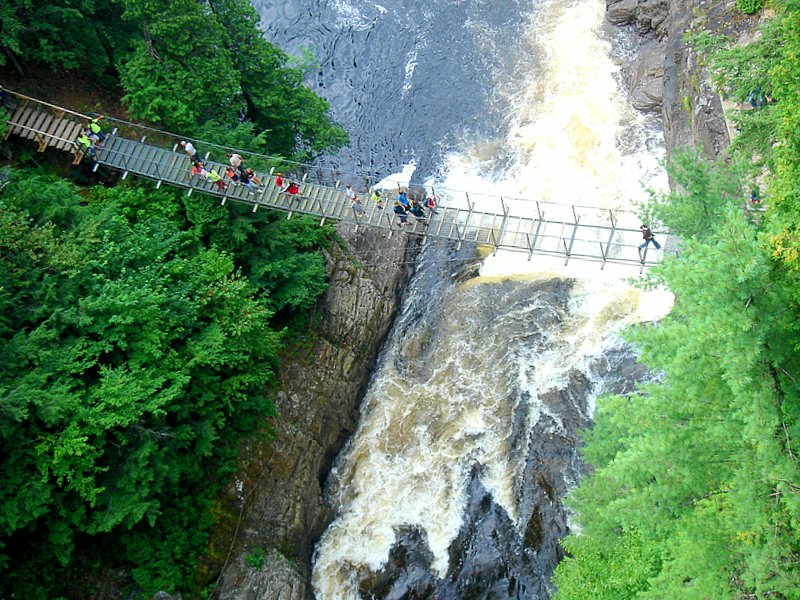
[2,89,670,270]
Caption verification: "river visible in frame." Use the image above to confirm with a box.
[255,0,671,597]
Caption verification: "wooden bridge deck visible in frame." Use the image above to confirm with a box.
[3,90,671,270]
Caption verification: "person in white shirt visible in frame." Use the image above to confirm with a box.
[180,140,198,162]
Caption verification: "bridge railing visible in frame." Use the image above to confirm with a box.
[2,89,670,256]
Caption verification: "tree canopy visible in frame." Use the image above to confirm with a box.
[554,0,800,597]
[1,0,348,160]
[0,169,334,598]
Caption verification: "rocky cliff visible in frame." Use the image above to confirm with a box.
[205,2,761,599]
[208,224,418,600]
[608,0,759,161]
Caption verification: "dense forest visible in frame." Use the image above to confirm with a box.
[3,0,800,598]
[0,0,346,598]
[0,0,348,158]
[553,0,800,597]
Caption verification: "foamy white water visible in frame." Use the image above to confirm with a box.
[312,0,671,596]
[436,0,666,217]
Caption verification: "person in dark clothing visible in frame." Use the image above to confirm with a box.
[0,86,14,110]
[638,224,661,252]
[394,201,409,226]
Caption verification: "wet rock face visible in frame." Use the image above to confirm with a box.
[209,225,417,600]
[355,363,642,600]
[608,0,760,160]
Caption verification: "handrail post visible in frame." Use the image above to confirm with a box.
[496,196,510,250]
[316,196,327,227]
[605,210,617,265]
[564,217,580,266]
[455,223,464,251]
[528,216,544,261]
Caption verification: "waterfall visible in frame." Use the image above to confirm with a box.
[256,0,672,596]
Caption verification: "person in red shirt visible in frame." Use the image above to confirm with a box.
[275,172,288,191]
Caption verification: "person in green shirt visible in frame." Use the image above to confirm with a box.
[76,130,96,159]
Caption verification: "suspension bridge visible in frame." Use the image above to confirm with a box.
[2,89,673,270]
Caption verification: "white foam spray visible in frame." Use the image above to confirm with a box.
[312,0,672,596]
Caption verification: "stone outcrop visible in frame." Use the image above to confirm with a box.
[207,224,417,600]
[607,0,760,160]
[354,279,646,600]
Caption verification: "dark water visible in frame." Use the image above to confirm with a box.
[254,0,538,184]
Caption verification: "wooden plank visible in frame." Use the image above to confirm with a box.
[47,117,73,149]
[11,104,36,135]
[136,143,154,175]
[140,144,161,178]
[53,121,76,151]
[138,145,160,178]
[96,133,121,164]
[4,104,28,139]
[35,114,57,150]
[161,151,182,183]
[299,183,318,215]
[14,108,38,138]
[124,141,144,174]
[24,111,49,140]
[59,121,83,150]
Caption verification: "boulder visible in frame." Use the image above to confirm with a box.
[607,0,639,26]
[629,42,666,111]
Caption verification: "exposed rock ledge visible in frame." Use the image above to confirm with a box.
[607,0,759,160]
[207,224,418,600]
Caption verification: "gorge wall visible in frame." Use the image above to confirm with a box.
[610,0,760,162]
[208,225,418,600]
[207,0,757,598]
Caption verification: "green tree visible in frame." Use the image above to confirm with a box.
[0,173,325,597]
[116,0,242,130]
[554,151,800,599]
[207,0,348,157]
[0,0,128,76]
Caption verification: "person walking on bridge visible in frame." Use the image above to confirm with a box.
[207,168,227,192]
[181,140,199,163]
[638,224,661,254]
[89,115,107,145]
[76,130,97,159]
[228,153,246,178]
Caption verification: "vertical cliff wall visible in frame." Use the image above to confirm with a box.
[607,0,759,161]
[207,225,418,600]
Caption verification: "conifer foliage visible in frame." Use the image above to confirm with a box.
[0,0,347,159]
[0,172,332,597]
[553,1,800,596]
